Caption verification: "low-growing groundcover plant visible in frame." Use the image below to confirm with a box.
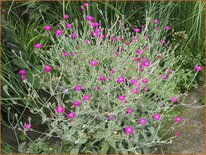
[2,2,204,154]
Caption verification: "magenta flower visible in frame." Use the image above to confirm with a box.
[63,52,69,57]
[175,116,183,123]
[127,107,134,114]
[92,32,99,38]
[132,88,139,94]
[143,86,149,91]
[142,78,148,84]
[67,112,76,119]
[143,61,150,67]
[175,131,181,137]
[100,34,105,39]
[55,105,65,113]
[21,75,26,81]
[112,37,117,42]
[71,33,78,39]
[64,14,70,19]
[162,74,168,80]
[137,49,143,55]
[44,65,52,73]
[108,114,116,121]
[99,76,106,81]
[119,37,124,42]
[110,69,116,74]
[195,65,202,72]
[171,97,177,102]
[134,28,140,33]
[85,39,91,45]
[24,123,32,130]
[125,126,134,135]
[34,43,42,49]
[83,95,90,101]
[132,36,136,42]
[83,3,89,7]
[153,114,161,121]
[91,22,100,27]
[73,100,81,107]
[44,25,52,31]
[72,52,77,57]
[125,41,130,46]
[140,118,147,125]
[87,15,94,21]
[118,95,126,101]
[55,29,63,36]
[19,69,26,75]
[95,28,101,33]
[131,78,137,85]
[117,76,125,83]
[96,86,101,91]
[165,25,171,31]
[90,60,99,67]
[153,19,159,24]
[66,23,72,29]
[75,85,82,92]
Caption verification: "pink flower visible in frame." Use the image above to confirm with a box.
[75,85,82,92]
[162,74,168,80]
[34,43,42,49]
[131,36,136,42]
[90,60,99,67]
[134,28,140,33]
[99,76,106,81]
[166,68,173,74]
[96,86,101,91]
[117,76,125,83]
[112,37,117,42]
[153,114,161,121]
[125,41,130,46]
[142,78,148,84]
[63,52,69,57]
[137,49,143,55]
[19,69,26,75]
[143,61,150,67]
[91,22,100,27]
[24,123,32,130]
[195,65,202,72]
[131,78,137,85]
[175,116,182,123]
[71,33,78,39]
[87,16,94,21]
[127,107,134,114]
[143,86,149,91]
[118,95,126,101]
[85,39,91,45]
[56,105,65,113]
[140,118,147,125]
[44,25,52,31]
[145,46,150,50]
[145,35,150,40]
[110,69,116,74]
[44,65,52,73]
[153,19,159,24]
[83,94,90,101]
[73,100,81,107]
[119,37,124,42]
[95,28,101,33]
[21,75,26,81]
[64,14,70,19]
[125,126,134,135]
[175,131,181,137]
[55,29,63,36]
[83,3,89,7]
[171,97,177,102]
[72,52,77,57]
[92,32,99,38]
[132,88,139,94]
[165,25,171,31]
[66,23,72,29]
[108,114,116,121]
[156,27,161,30]
[67,112,76,119]
[100,34,105,39]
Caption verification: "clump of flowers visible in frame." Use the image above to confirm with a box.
[4,3,203,154]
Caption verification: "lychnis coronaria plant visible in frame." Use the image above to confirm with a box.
[3,2,203,154]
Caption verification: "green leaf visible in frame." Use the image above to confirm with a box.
[12,58,29,69]
[18,133,26,141]
[100,141,110,154]
[70,147,79,154]
[107,139,116,149]
[18,142,26,153]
